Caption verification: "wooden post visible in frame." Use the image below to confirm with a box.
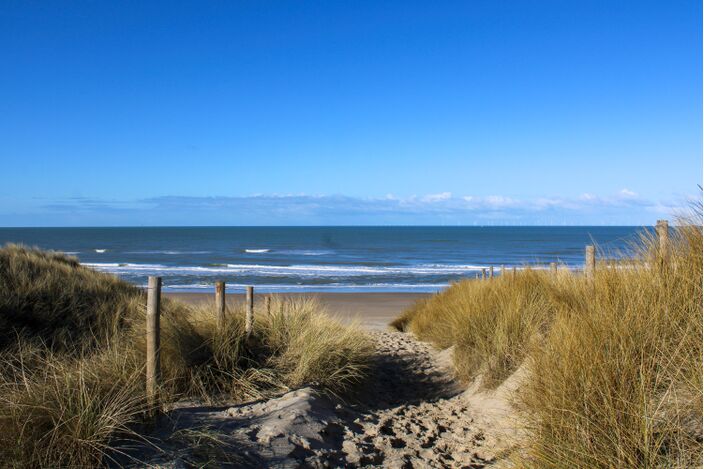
[656,220,669,263]
[146,276,162,413]
[585,245,595,279]
[265,295,271,314]
[245,286,254,338]
[512,266,517,276]
[500,265,506,276]
[215,281,226,327]
[489,266,494,279]
[481,268,486,280]
[550,262,557,274]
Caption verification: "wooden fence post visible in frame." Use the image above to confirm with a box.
[550,262,557,274]
[215,281,226,327]
[265,295,271,314]
[500,265,506,276]
[489,266,494,279]
[146,276,162,414]
[585,245,595,279]
[656,219,669,264]
[481,268,486,280]
[245,286,254,338]
[512,266,517,276]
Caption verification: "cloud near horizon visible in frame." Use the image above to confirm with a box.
[6,189,692,227]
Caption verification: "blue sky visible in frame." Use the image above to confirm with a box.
[0,1,700,226]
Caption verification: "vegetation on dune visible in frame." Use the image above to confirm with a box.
[0,244,373,467]
[0,245,142,351]
[394,212,703,468]
[392,268,561,387]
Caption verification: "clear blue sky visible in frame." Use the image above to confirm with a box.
[0,1,700,226]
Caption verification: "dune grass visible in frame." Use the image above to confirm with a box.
[393,216,702,467]
[0,244,373,467]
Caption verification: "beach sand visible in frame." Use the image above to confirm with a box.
[127,327,515,467]
[128,291,520,467]
[165,291,430,330]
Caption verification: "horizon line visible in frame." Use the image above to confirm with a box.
[0,224,654,229]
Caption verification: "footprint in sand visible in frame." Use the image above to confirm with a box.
[118,330,518,468]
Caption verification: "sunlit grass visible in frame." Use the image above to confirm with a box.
[0,244,373,467]
[394,211,702,467]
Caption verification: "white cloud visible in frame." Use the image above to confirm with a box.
[619,188,638,198]
[31,190,692,226]
[483,195,517,208]
[422,192,452,202]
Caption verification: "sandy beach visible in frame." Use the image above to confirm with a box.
[165,291,430,330]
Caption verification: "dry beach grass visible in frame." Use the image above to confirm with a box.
[392,213,703,468]
[0,244,372,467]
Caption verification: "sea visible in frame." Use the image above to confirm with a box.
[0,226,645,293]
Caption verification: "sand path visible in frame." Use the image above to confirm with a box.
[125,330,504,468]
[329,331,497,468]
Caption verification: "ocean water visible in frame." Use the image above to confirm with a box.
[0,226,644,292]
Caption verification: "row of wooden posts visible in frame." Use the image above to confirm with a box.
[477,262,558,279]
[145,277,258,410]
[476,261,564,280]
[476,219,670,281]
[144,219,671,410]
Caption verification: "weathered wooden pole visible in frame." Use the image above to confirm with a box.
[245,286,254,338]
[585,245,595,279]
[265,295,271,314]
[550,262,557,274]
[215,281,226,327]
[146,276,162,413]
[489,266,494,279]
[500,265,506,276]
[481,268,486,280]
[512,266,517,276]
[656,219,669,263]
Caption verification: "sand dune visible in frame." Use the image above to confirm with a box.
[125,329,518,467]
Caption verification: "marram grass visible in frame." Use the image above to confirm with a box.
[394,214,702,468]
[0,244,373,467]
